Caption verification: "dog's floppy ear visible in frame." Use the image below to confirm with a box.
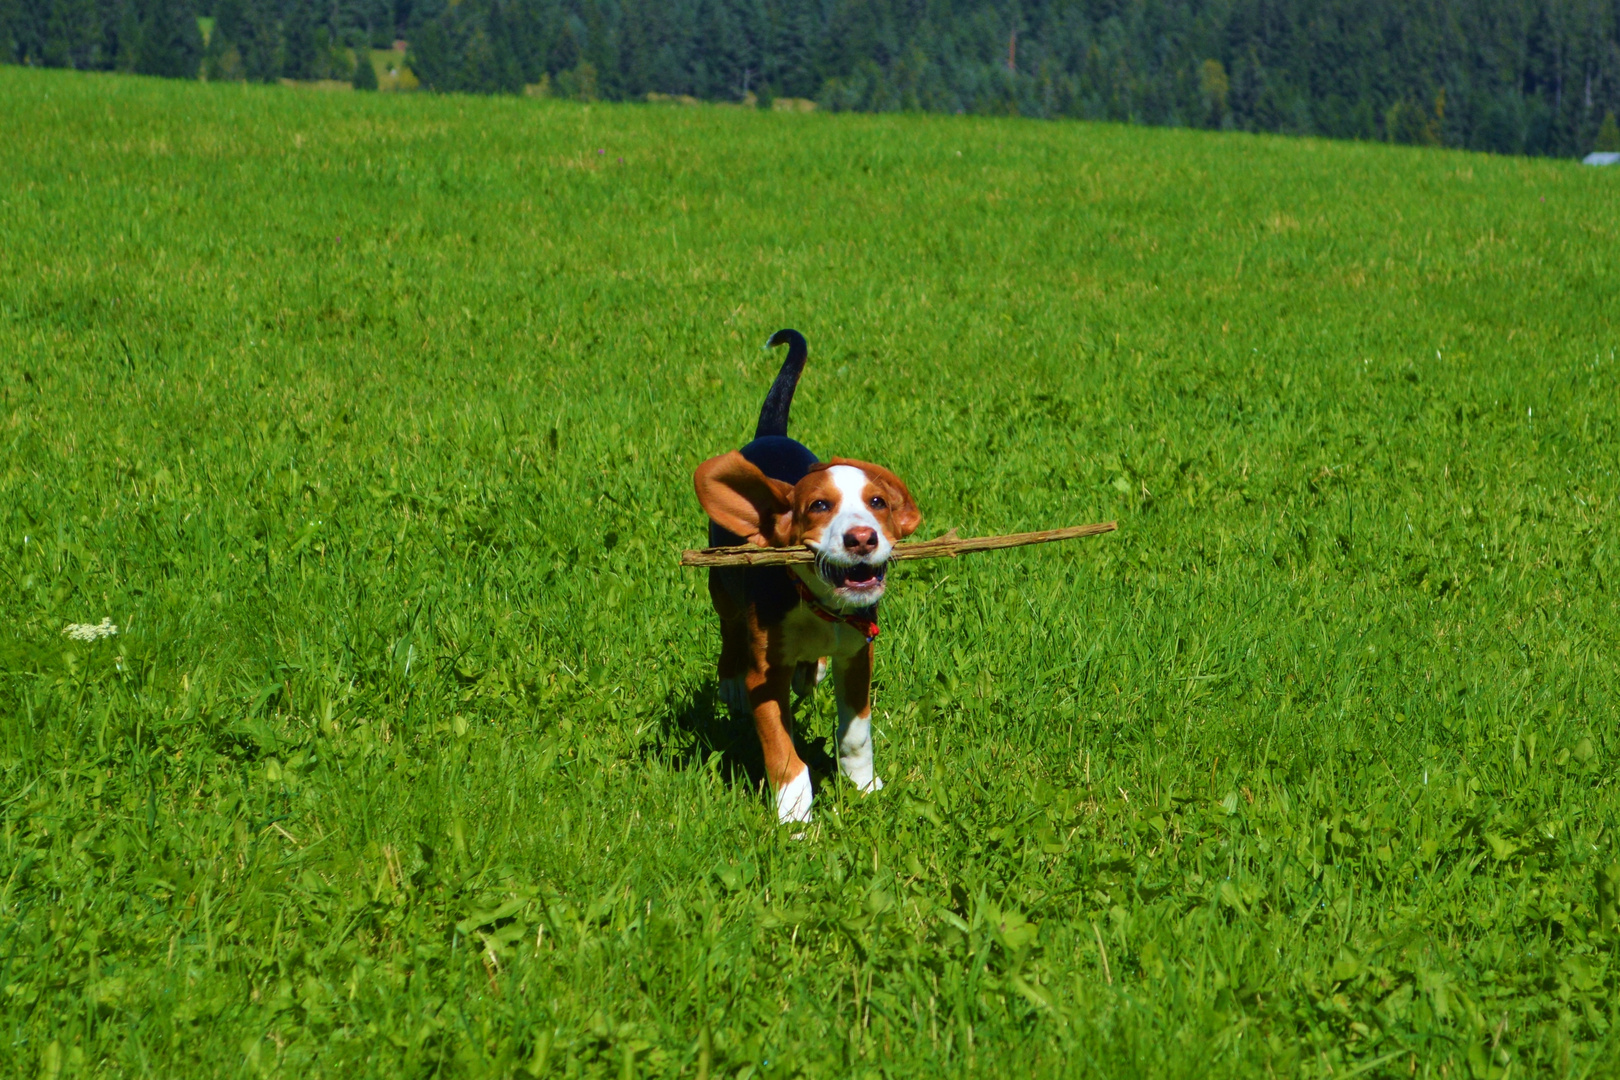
[831,458,923,539]
[694,451,795,546]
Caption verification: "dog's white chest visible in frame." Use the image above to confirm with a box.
[780,604,868,663]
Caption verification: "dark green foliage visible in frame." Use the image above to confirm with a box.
[279,0,317,78]
[3,66,1619,1077]
[113,0,137,69]
[235,0,279,80]
[1597,111,1620,153]
[408,0,523,94]
[0,0,20,62]
[343,0,390,47]
[38,0,97,67]
[10,1,1620,157]
[350,41,374,88]
[134,0,199,77]
[198,0,276,80]
[550,57,593,99]
[1386,98,1442,147]
[202,0,239,76]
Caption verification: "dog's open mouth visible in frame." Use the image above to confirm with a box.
[819,561,887,591]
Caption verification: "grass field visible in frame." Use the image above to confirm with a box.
[2,64,1619,1079]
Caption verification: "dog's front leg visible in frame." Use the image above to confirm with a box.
[832,645,883,793]
[748,666,812,823]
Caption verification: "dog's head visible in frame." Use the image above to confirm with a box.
[695,453,921,610]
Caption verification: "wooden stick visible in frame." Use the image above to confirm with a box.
[679,521,1117,567]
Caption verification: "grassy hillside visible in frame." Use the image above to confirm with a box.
[1,65,1617,1078]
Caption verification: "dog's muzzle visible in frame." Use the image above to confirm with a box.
[816,555,887,597]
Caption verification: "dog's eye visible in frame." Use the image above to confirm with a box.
[868,496,887,510]
[809,499,832,513]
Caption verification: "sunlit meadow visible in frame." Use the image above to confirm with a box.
[2,64,1618,1078]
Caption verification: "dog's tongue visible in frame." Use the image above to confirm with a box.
[846,565,877,584]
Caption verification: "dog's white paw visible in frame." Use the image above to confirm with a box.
[775,769,813,824]
[841,763,883,793]
[718,676,750,720]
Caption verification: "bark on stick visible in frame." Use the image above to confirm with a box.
[679,521,1118,567]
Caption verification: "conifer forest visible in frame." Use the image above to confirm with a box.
[6,0,1620,157]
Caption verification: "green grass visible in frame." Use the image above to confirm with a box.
[2,64,1618,1079]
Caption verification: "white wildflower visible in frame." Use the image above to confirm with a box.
[63,618,118,642]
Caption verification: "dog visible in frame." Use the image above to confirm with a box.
[693,329,921,824]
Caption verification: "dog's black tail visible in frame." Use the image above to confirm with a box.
[755,329,807,440]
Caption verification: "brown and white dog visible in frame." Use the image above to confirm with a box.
[694,329,921,824]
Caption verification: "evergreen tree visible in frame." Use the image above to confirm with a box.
[113,0,140,70]
[1387,98,1441,147]
[407,0,446,37]
[236,0,278,81]
[405,16,449,89]
[209,0,241,46]
[1597,111,1620,153]
[10,0,1620,160]
[483,1,521,92]
[282,0,320,78]
[575,0,614,98]
[352,38,376,86]
[1477,98,1525,156]
[136,0,201,77]
[547,11,579,74]
[204,0,243,77]
[363,0,390,46]
[42,0,97,67]
[1199,58,1228,128]
[0,0,20,63]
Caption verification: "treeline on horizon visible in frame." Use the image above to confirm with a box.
[7,0,1620,158]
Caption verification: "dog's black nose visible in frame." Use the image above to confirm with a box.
[843,526,878,556]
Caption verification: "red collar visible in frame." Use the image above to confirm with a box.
[793,578,880,643]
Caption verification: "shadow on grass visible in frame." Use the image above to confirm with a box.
[655,681,837,795]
